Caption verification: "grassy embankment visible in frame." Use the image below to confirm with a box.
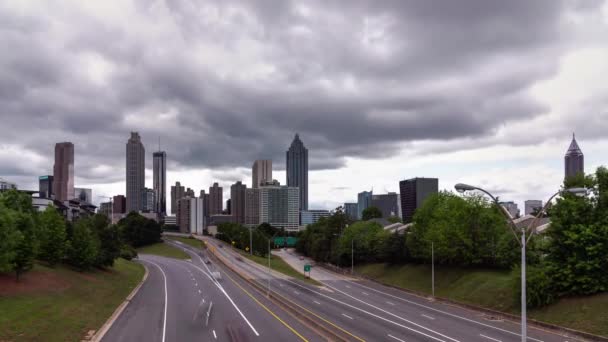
[165,235,205,249]
[355,263,608,337]
[136,240,190,259]
[0,259,145,342]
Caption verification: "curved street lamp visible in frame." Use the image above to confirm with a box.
[454,183,587,342]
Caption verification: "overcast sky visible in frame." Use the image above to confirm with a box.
[1,0,607,212]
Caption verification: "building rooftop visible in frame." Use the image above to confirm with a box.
[566,133,583,156]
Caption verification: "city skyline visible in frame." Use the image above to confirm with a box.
[2,2,607,212]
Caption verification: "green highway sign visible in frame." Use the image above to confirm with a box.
[304,264,311,272]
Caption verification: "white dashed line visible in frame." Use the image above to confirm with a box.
[346,285,351,288]
[362,292,369,296]
[198,289,201,294]
[293,291,300,295]
[386,301,396,306]
[422,314,435,320]
[342,313,354,320]
[388,334,406,342]
[479,334,502,342]
[313,300,321,305]
[213,330,217,339]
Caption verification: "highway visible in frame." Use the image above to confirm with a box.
[201,236,585,342]
[102,243,324,341]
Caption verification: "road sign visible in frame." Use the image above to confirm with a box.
[304,264,311,272]
[245,247,249,252]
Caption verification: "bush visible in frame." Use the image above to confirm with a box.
[66,218,99,271]
[120,244,138,261]
[511,265,556,308]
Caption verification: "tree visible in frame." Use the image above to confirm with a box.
[387,216,402,224]
[0,189,34,213]
[0,204,20,273]
[362,206,382,221]
[90,214,121,268]
[66,218,99,270]
[12,212,36,280]
[119,212,162,247]
[38,206,67,266]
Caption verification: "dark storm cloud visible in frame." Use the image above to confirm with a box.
[0,0,604,185]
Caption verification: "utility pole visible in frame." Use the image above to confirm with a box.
[249,227,253,255]
[351,239,354,275]
[432,241,435,297]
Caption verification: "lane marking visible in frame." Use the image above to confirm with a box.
[346,285,351,288]
[342,313,354,320]
[213,330,217,339]
[282,279,447,342]
[144,260,168,342]
[362,292,369,296]
[198,289,201,294]
[347,281,544,342]
[313,300,321,305]
[323,282,459,342]
[207,260,309,342]
[294,290,300,295]
[388,334,406,342]
[422,314,435,320]
[387,301,396,306]
[195,282,198,287]
[480,334,502,342]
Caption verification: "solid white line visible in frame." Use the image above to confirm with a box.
[145,261,167,342]
[313,300,321,305]
[213,330,217,339]
[347,281,544,342]
[324,282,459,342]
[342,313,354,320]
[388,334,406,342]
[422,314,435,320]
[479,334,502,342]
[282,279,447,342]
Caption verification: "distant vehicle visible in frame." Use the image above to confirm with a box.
[204,259,211,264]
[218,245,223,248]
[299,256,304,260]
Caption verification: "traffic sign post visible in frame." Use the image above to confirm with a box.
[304,264,311,278]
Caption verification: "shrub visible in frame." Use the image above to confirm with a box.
[511,264,556,308]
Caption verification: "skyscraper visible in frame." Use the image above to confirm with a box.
[252,160,272,188]
[372,192,400,218]
[53,142,74,202]
[142,187,155,212]
[39,175,53,199]
[113,195,126,214]
[200,190,210,219]
[399,178,438,223]
[126,132,145,213]
[565,133,584,179]
[230,181,247,224]
[357,191,373,219]
[259,181,300,231]
[209,182,223,215]
[153,151,167,216]
[286,134,308,211]
[170,181,185,214]
[344,203,358,221]
[245,188,260,227]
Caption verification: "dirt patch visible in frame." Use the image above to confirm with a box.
[0,268,71,296]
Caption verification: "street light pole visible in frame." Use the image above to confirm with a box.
[351,238,354,275]
[455,183,587,342]
[249,227,253,255]
[432,241,435,298]
[267,238,271,297]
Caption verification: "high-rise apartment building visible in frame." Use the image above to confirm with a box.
[209,182,223,215]
[170,181,185,214]
[244,188,260,227]
[153,151,166,216]
[230,181,246,224]
[300,210,330,225]
[500,201,520,219]
[39,175,53,199]
[286,134,308,211]
[344,203,358,221]
[252,160,272,188]
[113,195,126,214]
[53,142,74,202]
[177,197,191,234]
[357,191,373,219]
[524,200,543,216]
[142,188,155,212]
[372,193,400,218]
[126,132,145,213]
[225,199,231,215]
[200,190,210,218]
[259,180,300,231]
[186,188,195,198]
[565,133,584,179]
[189,197,205,235]
[399,178,438,223]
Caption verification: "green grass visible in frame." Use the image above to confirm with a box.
[355,263,608,337]
[137,241,190,259]
[165,236,204,249]
[231,247,322,286]
[0,259,145,342]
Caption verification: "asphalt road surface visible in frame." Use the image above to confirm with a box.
[102,245,323,342]
[202,236,586,342]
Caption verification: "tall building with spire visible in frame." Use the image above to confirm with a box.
[153,150,166,215]
[126,132,145,213]
[565,133,584,179]
[53,142,74,202]
[286,133,308,211]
